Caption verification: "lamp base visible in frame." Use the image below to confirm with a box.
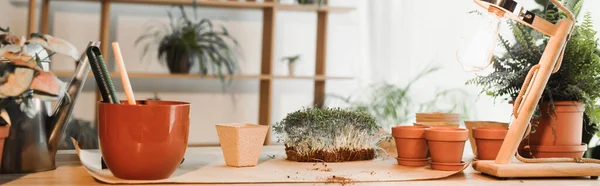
[473,160,600,179]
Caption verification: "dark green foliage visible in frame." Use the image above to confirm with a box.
[135,4,239,87]
[466,0,600,127]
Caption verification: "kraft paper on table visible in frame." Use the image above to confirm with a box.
[72,139,469,184]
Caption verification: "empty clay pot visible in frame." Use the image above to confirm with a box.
[528,144,587,158]
[473,127,508,160]
[216,124,268,167]
[0,125,9,168]
[464,121,508,156]
[425,127,468,164]
[391,125,429,159]
[429,161,466,171]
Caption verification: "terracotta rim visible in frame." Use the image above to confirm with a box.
[0,125,9,138]
[464,121,508,125]
[472,127,508,140]
[425,127,468,141]
[529,143,588,152]
[391,125,429,138]
[539,101,585,113]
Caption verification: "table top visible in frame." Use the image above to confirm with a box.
[1,146,599,186]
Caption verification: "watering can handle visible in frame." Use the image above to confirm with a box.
[513,64,540,118]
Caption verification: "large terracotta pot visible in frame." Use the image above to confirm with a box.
[0,125,9,168]
[473,127,508,160]
[391,125,429,167]
[518,101,587,158]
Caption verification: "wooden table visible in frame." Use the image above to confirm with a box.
[1,146,599,185]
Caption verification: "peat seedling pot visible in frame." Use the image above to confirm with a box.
[216,124,268,167]
[464,121,508,157]
[0,125,9,168]
[425,127,468,170]
[391,125,430,167]
[473,127,508,160]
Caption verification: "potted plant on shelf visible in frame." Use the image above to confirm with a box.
[136,5,239,86]
[273,107,384,162]
[466,0,600,158]
[281,54,300,76]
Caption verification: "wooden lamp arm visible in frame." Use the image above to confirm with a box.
[471,0,576,164]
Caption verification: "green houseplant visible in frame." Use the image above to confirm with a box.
[273,107,384,162]
[330,65,471,130]
[466,0,600,157]
[136,4,239,86]
[281,54,300,76]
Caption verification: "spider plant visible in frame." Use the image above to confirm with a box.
[136,4,239,87]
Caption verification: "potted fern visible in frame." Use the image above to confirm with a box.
[467,0,600,158]
[136,5,239,86]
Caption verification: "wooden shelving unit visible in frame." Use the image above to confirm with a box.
[27,0,355,145]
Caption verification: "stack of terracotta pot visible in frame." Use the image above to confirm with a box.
[392,125,469,171]
[414,112,461,128]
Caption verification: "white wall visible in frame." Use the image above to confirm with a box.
[1,0,599,145]
[1,0,363,145]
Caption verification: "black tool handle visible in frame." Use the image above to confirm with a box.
[86,46,120,104]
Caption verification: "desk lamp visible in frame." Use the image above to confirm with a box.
[462,0,600,179]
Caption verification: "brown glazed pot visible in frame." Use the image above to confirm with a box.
[518,101,585,158]
[99,100,190,180]
[425,128,468,164]
[0,125,9,168]
[473,127,508,160]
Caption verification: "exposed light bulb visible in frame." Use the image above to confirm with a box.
[457,14,502,72]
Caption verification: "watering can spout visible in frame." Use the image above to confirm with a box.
[46,41,101,159]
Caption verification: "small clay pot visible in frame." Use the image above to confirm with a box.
[396,157,429,167]
[473,127,508,160]
[429,161,466,171]
[528,144,587,158]
[216,124,269,167]
[464,121,508,156]
[391,125,429,160]
[425,127,468,164]
[0,125,9,168]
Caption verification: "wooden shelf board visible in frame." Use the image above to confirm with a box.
[274,4,353,12]
[53,71,353,80]
[51,0,354,12]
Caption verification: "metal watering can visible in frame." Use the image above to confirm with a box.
[0,41,100,173]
